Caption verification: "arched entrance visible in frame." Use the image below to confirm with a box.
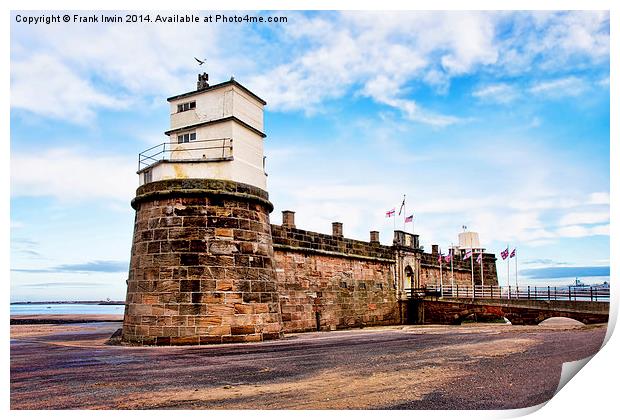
[404,265,414,291]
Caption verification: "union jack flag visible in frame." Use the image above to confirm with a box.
[510,248,516,258]
[501,248,509,260]
[444,254,452,263]
[405,214,414,223]
[386,208,395,218]
[476,252,483,263]
[463,249,473,260]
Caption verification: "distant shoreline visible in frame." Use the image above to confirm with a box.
[10,301,125,305]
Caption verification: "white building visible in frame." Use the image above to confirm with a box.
[138,73,268,190]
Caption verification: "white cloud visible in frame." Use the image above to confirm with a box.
[11,13,236,124]
[270,160,610,248]
[587,192,610,205]
[11,54,128,123]
[555,224,609,238]
[529,76,588,98]
[472,83,520,104]
[527,117,542,128]
[598,76,610,87]
[10,220,24,229]
[541,11,609,60]
[558,211,609,226]
[497,11,609,74]
[365,90,464,127]
[11,148,137,202]
[10,11,609,126]
[251,11,607,119]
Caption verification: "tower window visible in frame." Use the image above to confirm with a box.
[177,132,197,143]
[177,101,196,113]
[144,170,152,184]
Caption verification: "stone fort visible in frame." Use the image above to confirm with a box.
[121,74,498,345]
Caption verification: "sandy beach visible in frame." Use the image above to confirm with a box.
[10,317,607,410]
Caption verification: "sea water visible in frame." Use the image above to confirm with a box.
[10,303,125,316]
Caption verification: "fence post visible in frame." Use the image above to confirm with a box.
[456,284,459,299]
[554,287,557,300]
[590,287,594,302]
[473,285,476,299]
[528,285,530,300]
[568,287,572,301]
[547,286,551,300]
[508,285,511,300]
[491,285,494,299]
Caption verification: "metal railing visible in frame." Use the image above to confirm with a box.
[406,285,610,302]
[138,138,233,171]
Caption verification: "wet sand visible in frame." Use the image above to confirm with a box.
[10,318,606,410]
[11,314,124,324]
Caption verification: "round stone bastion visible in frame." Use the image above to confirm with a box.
[121,179,283,345]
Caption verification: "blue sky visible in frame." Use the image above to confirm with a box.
[10,11,610,301]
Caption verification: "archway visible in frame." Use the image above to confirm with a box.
[456,306,508,325]
[404,265,414,290]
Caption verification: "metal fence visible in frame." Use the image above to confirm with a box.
[406,285,610,302]
[138,138,233,171]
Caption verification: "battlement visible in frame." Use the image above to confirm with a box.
[271,224,395,262]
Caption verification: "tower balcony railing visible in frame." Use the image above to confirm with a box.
[138,138,233,171]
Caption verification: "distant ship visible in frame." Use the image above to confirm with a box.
[569,277,609,288]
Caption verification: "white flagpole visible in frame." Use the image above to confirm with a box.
[507,243,510,288]
[480,252,484,287]
[403,195,406,231]
[450,244,454,291]
[470,250,474,291]
[515,249,518,288]
[439,249,443,296]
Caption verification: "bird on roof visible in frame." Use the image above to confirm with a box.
[194,57,206,65]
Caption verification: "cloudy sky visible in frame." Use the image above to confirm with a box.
[10,10,610,301]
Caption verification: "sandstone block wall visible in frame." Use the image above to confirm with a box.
[271,225,400,332]
[122,179,501,345]
[122,179,282,345]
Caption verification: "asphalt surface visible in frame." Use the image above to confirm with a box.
[10,321,606,410]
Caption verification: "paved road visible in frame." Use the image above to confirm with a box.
[10,321,606,409]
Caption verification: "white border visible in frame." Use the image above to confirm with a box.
[3,1,616,419]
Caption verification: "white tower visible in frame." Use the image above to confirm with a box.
[124,74,282,346]
[458,231,484,252]
[138,73,267,190]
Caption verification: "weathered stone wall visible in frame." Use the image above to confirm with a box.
[122,179,282,345]
[416,298,609,325]
[122,180,501,345]
[271,226,400,332]
[418,252,498,288]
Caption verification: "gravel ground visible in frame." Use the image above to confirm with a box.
[10,319,606,410]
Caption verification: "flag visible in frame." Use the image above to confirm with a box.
[444,254,452,263]
[463,249,473,260]
[476,252,482,263]
[405,214,413,223]
[438,251,443,263]
[501,248,509,260]
[510,248,516,258]
[385,208,395,218]
[398,196,406,215]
